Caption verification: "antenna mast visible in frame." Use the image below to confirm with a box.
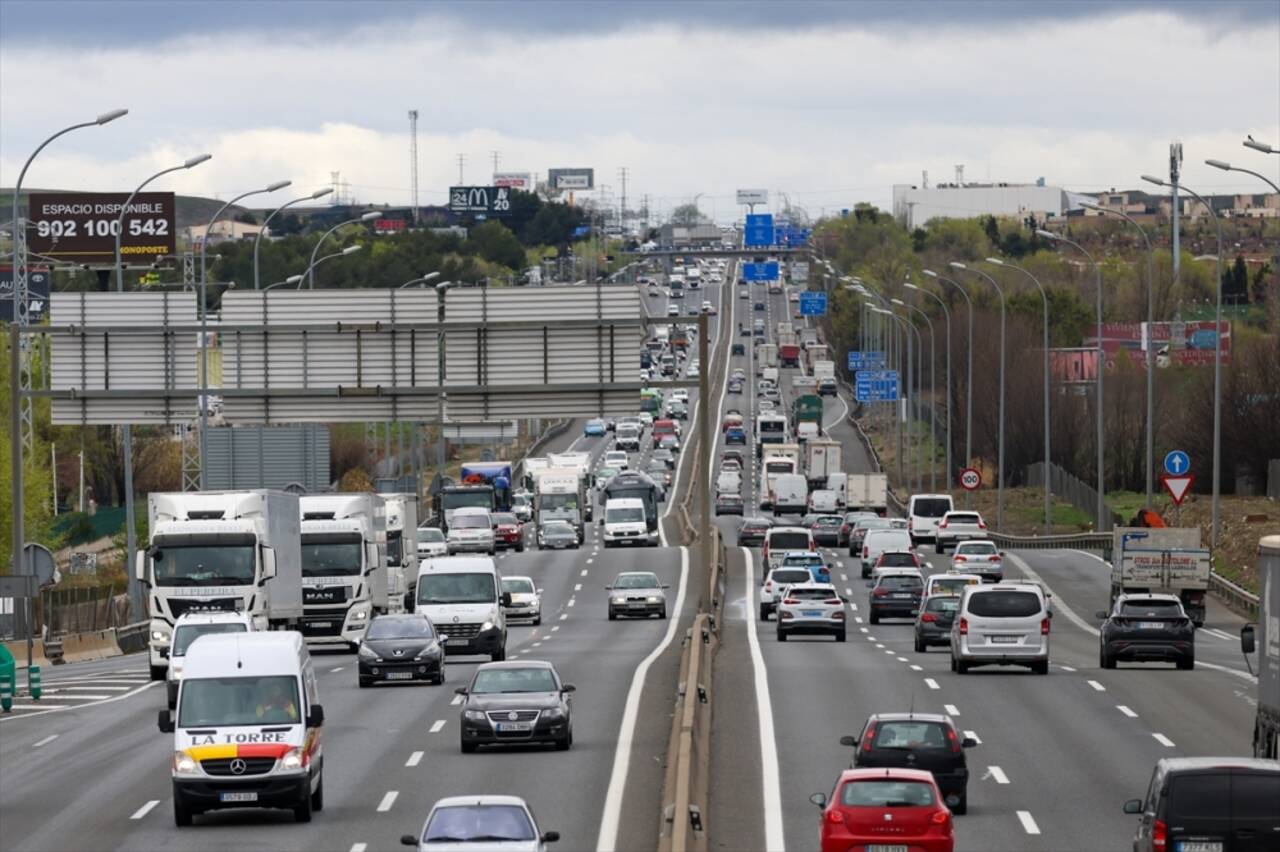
[408,110,420,225]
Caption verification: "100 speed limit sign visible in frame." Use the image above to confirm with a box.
[959,468,982,491]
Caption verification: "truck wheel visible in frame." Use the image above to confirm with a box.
[150,664,167,681]
[293,788,313,823]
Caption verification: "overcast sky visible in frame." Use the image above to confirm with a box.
[2,0,1277,222]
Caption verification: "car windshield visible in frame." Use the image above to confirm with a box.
[783,555,823,567]
[491,513,518,526]
[543,522,574,536]
[452,515,491,530]
[502,578,535,595]
[840,780,936,807]
[423,804,536,843]
[419,528,445,543]
[470,667,559,694]
[873,721,950,750]
[770,532,811,550]
[957,542,998,556]
[772,569,812,585]
[417,572,496,605]
[967,591,1041,617]
[878,575,923,591]
[301,536,363,578]
[814,517,842,527]
[912,498,952,518]
[1120,600,1185,617]
[178,674,300,728]
[366,616,434,640]
[614,573,660,590]
[172,622,247,657]
[926,597,962,613]
[879,553,918,567]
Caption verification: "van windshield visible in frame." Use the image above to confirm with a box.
[417,572,496,605]
[178,675,300,727]
[912,498,952,518]
[172,623,248,657]
[301,536,363,578]
[770,532,811,551]
[607,507,646,524]
[452,514,491,530]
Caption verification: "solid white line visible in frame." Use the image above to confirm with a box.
[40,693,113,700]
[924,678,940,690]
[377,791,399,812]
[965,730,981,743]
[1087,680,1106,692]
[1004,551,1098,636]
[596,544,691,852]
[944,704,960,716]
[451,694,463,705]
[1153,733,1176,747]
[51,685,132,691]
[1017,811,1041,835]
[32,734,58,747]
[130,800,160,820]
[429,720,446,734]
[560,613,568,621]
[1117,705,1138,718]
[406,751,424,767]
[988,766,1010,784]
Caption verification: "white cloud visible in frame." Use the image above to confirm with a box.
[1,9,1276,218]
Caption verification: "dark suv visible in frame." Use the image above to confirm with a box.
[841,712,976,814]
[1124,757,1280,852]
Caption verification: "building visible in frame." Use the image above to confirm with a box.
[658,223,723,248]
[892,182,1067,229]
[184,219,266,246]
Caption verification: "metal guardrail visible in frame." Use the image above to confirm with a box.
[1207,573,1260,620]
[987,531,1112,551]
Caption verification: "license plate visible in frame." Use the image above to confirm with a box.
[386,671,414,680]
[1177,843,1223,852]
[801,610,823,617]
[628,603,647,609]
[867,846,908,852]
[893,593,912,599]
[219,792,258,803]
[990,635,1018,644]
[447,639,469,648]
[310,621,332,629]
[495,722,532,732]
[1137,622,1165,629]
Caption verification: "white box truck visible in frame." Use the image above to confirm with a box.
[812,360,836,381]
[378,492,419,612]
[1242,535,1279,759]
[756,344,778,372]
[804,437,843,488]
[548,452,595,521]
[299,493,388,649]
[1107,527,1211,626]
[141,490,303,680]
[846,474,889,515]
[536,468,589,535]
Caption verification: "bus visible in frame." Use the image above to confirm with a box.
[601,471,662,545]
[640,388,663,414]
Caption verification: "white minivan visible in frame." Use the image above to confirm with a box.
[950,582,1051,675]
[907,493,955,545]
[414,556,508,661]
[771,473,809,516]
[603,497,651,548]
[166,611,254,709]
[159,631,324,826]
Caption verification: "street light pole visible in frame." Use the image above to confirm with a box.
[924,269,973,505]
[950,262,1006,529]
[306,211,381,289]
[254,188,333,290]
[985,258,1052,533]
[905,282,951,492]
[896,297,936,492]
[302,245,362,288]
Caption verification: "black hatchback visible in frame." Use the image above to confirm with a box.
[358,613,446,687]
[841,712,976,814]
[1097,594,1195,670]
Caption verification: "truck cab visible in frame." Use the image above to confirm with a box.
[299,494,388,650]
[377,493,418,613]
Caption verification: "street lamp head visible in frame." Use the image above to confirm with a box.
[1035,229,1058,240]
[1243,138,1276,155]
[96,108,129,125]
[423,271,442,282]
[310,188,334,200]
[985,257,1005,265]
[1140,174,1166,187]
[264,180,292,192]
[1204,159,1231,171]
[948,261,966,270]
[890,298,905,306]
[359,211,382,222]
[903,282,919,291]
[922,269,938,279]
[286,274,304,284]
[183,153,212,169]
[340,245,361,256]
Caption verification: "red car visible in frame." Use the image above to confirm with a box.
[811,768,955,852]
[491,512,525,553]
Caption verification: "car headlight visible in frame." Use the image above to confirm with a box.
[464,710,488,722]
[358,645,379,661]
[281,747,306,770]
[611,596,626,605]
[480,621,495,632]
[172,751,198,774]
[152,629,169,641]
[647,596,662,604]
[542,706,565,720]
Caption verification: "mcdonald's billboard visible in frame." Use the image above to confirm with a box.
[448,186,514,216]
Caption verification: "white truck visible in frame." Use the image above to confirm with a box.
[378,492,419,611]
[812,359,836,382]
[846,473,889,515]
[299,493,389,649]
[804,437,843,488]
[536,468,589,535]
[1242,535,1279,759]
[760,444,802,508]
[522,456,551,491]
[141,490,303,680]
[756,343,778,372]
[548,452,595,521]
[1107,527,1211,626]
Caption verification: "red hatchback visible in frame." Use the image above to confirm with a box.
[811,768,955,852]
[491,512,525,553]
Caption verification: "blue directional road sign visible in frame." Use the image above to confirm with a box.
[848,351,887,371]
[744,214,774,247]
[798,291,828,316]
[855,370,900,402]
[742,261,780,282]
[1164,449,1190,476]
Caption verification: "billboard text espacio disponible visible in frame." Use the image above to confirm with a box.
[27,192,177,266]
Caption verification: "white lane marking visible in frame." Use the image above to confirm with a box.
[844,588,852,596]
[560,613,568,621]
[1059,665,1077,672]
[1017,811,1041,835]
[988,766,1010,784]
[377,791,399,812]
[567,599,576,608]
[965,730,982,743]
[1117,705,1138,718]
[944,704,960,716]
[580,569,589,577]
[351,844,368,852]
[596,544,691,852]
[1197,660,1257,682]
[532,641,543,647]
[924,678,940,690]
[551,626,560,632]
[837,562,845,569]
[429,720,446,734]
[849,602,858,612]
[451,694,463,706]
[1004,551,1098,636]
[51,685,132,691]
[130,800,160,820]
[586,558,594,565]
[1087,680,1106,692]
[406,751,424,767]
[1153,733,1176,747]
[331,667,344,673]
[33,734,58,747]
[855,616,863,623]
[39,693,112,700]
[840,573,848,582]
[897,656,908,662]
[574,583,582,592]
[859,627,868,633]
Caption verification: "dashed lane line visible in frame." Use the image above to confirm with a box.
[1016,811,1041,835]
[987,766,1009,784]
[351,844,368,852]
[944,704,960,716]
[130,801,159,820]
[924,678,940,690]
[1087,680,1106,692]
[429,720,446,734]
[33,734,58,747]
[377,791,399,812]
[1117,705,1138,718]
[965,730,982,744]
[1153,733,1176,747]
[406,751,424,767]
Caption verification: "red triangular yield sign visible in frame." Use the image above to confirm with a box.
[1162,474,1194,506]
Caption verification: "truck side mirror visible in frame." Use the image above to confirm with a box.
[260,548,277,583]
[135,550,148,583]
[157,709,174,733]
[1241,624,1256,654]
[366,544,379,575]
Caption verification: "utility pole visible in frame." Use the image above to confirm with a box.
[1170,142,1182,284]
[408,110,420,225]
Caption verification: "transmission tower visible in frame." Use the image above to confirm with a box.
[181,250,201,491]
[408,110,420,225]
[491,150,501,176]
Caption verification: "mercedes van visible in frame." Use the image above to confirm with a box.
[165,611,254,709]
[414,556,509,661]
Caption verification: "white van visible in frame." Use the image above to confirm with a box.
[414,556,508,661]
[825,473,848,507]
[860,528,914,578]
[771,473,809,516]
[166,611,254,709]
[603,498,650,548]
[950,582,1051,675]
[159,631,324,826]
[907,493,955,545]
[763,526,817,572]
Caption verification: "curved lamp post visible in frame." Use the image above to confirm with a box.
[254,188,333,290]
[307,211,381,289]
[950,262,1006,529]
[924,268,974,502]
[905,282,952,491]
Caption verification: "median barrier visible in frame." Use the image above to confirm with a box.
[59,632,99,663]
[94,629,123,659]
[3,638,53,670]
[658,612,716,852]
[114,622,149,655]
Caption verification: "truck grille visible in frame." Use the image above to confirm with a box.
[301,615,345,637]
[168,598,239,619]
[201,757,276,776]
[304,586,349,605]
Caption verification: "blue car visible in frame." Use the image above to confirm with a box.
[781,551,831,584]
[725,426,747,445]
[584,418,607,437]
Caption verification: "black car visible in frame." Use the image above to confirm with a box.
[869,571,924,624]
[1123,757,1280,852]
[737,517,773,547]
[841,713,976,814]
[716,493,745,516]
[358,614,446,687]
[818,377,838,397]
[754,301,766,311]
[914,594,961,652]
[457,661,574,752]
[739,325,752,338]
[1097,594,1195,670]
[732,343,746,355]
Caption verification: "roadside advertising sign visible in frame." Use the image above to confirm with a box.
[27,192,177,266]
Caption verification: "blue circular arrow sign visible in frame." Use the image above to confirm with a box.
[1163,449,1190,476]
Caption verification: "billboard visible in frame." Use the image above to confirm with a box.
[736,189,768,205]
[373,218,408,234]
[1084,320,1231,368]
[27,192,177,266]
[1050,348,1099,384]
[0,265,51,322]
[493,172,534,191]
[448,186,514,216]
[548,168,594,190]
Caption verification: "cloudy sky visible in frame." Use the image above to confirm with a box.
[2,1,1277,222]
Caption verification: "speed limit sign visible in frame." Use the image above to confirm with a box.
[959,468,982,491]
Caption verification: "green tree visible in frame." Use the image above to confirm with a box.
[466,221,526,270]
[669,204,705,225]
